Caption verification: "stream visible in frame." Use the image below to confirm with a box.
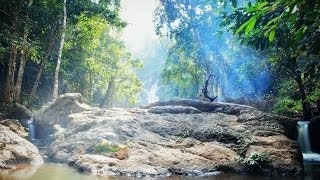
[1,163,320,180]
[2,121,320,179]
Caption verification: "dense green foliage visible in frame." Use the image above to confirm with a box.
[1,0,319,119]
[222,0,320,119]
[155,0,320,119]
[0,0,142,108]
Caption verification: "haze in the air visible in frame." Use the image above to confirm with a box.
[121,0,166,105]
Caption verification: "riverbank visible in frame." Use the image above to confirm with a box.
[31,94,303,176]
[1,163,320,180]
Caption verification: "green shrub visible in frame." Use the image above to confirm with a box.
[237,152,268,167]
[177,129,192,138]
[90,139,123,154]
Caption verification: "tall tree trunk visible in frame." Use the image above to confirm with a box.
[4,45,18,103]
[14,52,26,103]
[14,0,33,103]
[89,70,93,102]
[53,0,67,101]
[100,79,116,108]
[27,38,55,108]
[4,9,19,103]
[295,74,312,120]
[287,56,312,120]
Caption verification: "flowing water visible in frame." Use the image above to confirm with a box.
[27,118,36,142]
[297,121,320,162]
[3,121,320,179]
[147,80,159,103]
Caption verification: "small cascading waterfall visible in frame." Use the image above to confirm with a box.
[27,118,36,142]
[297,121,320,162]
[297,121,312,153]
[147,81,159,103]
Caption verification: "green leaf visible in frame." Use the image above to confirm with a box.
[266,16,280,26]
[235,20,249,34]
[246,2,269,13]
[245,16,257,37]
[289,14,297,27]
[269,30,275,42]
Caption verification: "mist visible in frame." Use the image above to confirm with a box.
[120,0,166,105]
[120,0,270,106]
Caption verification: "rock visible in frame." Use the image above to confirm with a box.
[0,119,28,138]
[0,113,7,120]
[37,97,302,176]
[310,116,320,153]
[10,103,33,120]
[34,93,91,128]
[114,148,129,160]
[0,125,43,168]
[244,135,303,175]
[0,103,33,128]
[148,105,201,114]
[144,99,256,115]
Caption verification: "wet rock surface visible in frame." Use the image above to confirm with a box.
[35,96,303,177]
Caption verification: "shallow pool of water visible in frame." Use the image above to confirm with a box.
[1,163,320,180]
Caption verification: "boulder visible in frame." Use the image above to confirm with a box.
[36,97,302,177]
[0,103,33,128]
[34,93,91,128]
[148,105,201,114]
[0,119,28,138]
[0,125,43,169]
[10,103,33,121]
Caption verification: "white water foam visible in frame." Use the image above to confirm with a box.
[297,121,320,162]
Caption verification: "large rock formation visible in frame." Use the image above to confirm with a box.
[0,102,43,170]
[0,102,33,128]
[34,93,92,140]
[35,95,303,177]
[0,125,43,170]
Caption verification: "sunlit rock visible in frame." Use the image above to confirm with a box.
[0,125,43,169]
[0,119,28,138]
[36,96,302,177]
[148,105,201,114]
[35,93,92,127]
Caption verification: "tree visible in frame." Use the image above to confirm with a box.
[27,0,125,107]
[154,0,269,100]
[52,0,67,101]
[1,0,21,103]
[222,0,320,120]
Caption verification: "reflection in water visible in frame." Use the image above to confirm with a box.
[1,163,320,180]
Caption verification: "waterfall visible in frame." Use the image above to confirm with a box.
[297,121,312,153]
[147,81,159,103]
[297,121,320,162]
[27,118,36,141]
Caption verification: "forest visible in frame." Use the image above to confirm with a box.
[0,0,319,120]
[1,0,320,178]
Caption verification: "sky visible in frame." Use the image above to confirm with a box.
[120,0,159,55]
